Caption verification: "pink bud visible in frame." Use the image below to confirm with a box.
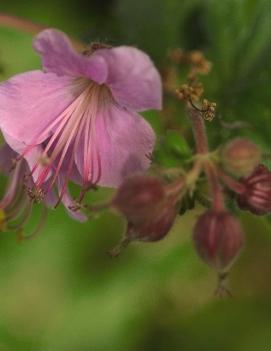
[126,200,177,242]
[193,210,244,272]
[237,164,271,215]
[221,138,261,177]
[111,175,177,247]
[112,174,165,221]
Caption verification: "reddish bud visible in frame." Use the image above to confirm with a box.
[221,138,261,177]
[126,200,177,242]
[237,164,271,215]
[112,174,165,221]
[109,175,178,255]
[193,210,244,272]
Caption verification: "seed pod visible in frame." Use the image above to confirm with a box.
[193,210,244,272]
[221,138,261,177]
[237,164,271,215]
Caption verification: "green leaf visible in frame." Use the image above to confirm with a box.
[153,130,192,167]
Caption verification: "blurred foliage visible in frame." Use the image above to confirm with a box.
[0,0,271,350]
[153,130,192,167]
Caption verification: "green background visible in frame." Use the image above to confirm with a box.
[0,0,271,350]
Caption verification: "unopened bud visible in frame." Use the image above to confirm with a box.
[193,210,244,272]
[221,138,261,177]
[109,175,178,255]
[237,164,271,215]
[112,174,165,222]
[126,200,177,242]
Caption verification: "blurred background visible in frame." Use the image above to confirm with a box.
[0,0,271,350]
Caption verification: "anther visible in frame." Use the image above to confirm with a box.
[27,186,45,203]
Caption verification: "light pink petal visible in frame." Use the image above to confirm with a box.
[2,132,50,183]
[75,104,155,187]
[97,46,162,111]
[33,29,108,83]
[44,188,58,208]
[0,70,75,144]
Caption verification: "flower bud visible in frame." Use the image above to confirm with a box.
[126,200,177,242]
[221,138,261,177]
[237,164,271,215]
[109,175,178,256]
[193,210,244,272]
[112,174,166,223]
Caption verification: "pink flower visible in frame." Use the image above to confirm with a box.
[0,29,161,204]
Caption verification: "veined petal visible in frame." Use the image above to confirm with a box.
[2,131,52,184]
[33,29,108,83]
[0,70,75,144]
[75,104,155,188]
[97,46,162,111]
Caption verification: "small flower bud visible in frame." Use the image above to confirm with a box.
[193,210,244,272]
[221,138,261,177]
[109,175,178,256]
[237,164,271,215]
[112,174,165,222]
[126,200,177,242]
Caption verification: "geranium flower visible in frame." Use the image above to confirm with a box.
[0,29,161,205]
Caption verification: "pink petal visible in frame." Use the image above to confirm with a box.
[75,104,155,187]
[97,46,162,111]
[2,131,47,183]
[0,70,74,144]
[44,187,58,208]
[33,29,108,83]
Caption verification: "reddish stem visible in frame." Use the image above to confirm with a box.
[218,171,246,194]
[204,162,224,211]
[186,104,224,211]
[186,105,209,154]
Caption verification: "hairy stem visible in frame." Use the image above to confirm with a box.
[186,103,224,211]
[204,162,224,211]
[186,105,209,154]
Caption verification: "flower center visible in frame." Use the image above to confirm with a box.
[19,79,113,204]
